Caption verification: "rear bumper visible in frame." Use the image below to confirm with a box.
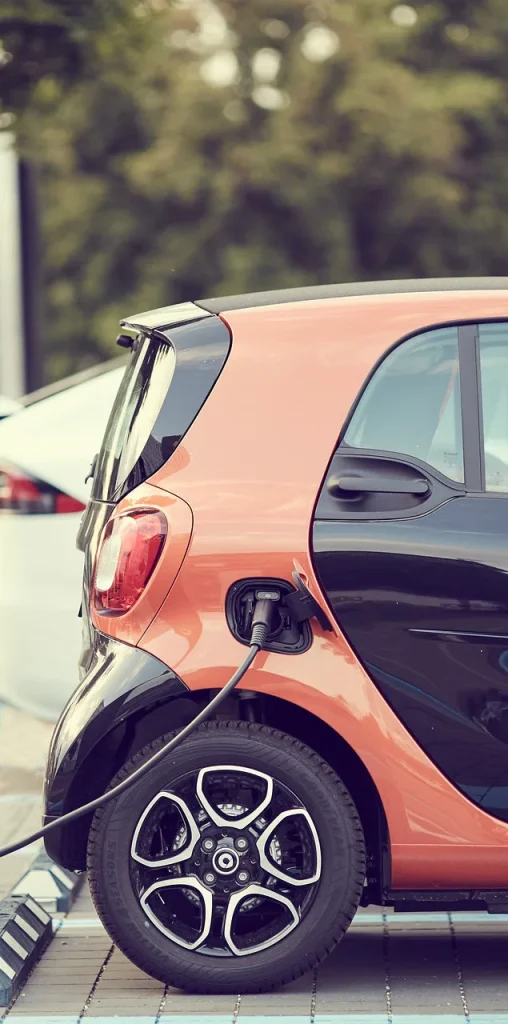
[43,628,188,868]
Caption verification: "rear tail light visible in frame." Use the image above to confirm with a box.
[0,461,85,514]
[93,509,167,615]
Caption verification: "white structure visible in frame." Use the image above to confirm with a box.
[0,131,25,398]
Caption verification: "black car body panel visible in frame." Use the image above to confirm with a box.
[44,630,190,867]
[313,496,508,823]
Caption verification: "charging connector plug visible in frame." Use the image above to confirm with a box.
[250,589,281,647]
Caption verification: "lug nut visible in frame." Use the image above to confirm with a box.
[235,837,248,851]
[202,838,215,852]
[203,871,216,885]
[237,870,249,884]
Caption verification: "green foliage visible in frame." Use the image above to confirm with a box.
[0,0,139,114]
[7,0,508,380]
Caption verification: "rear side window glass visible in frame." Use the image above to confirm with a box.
[93,336,176,501]
[344,327,464,483]
[479,323,508,492]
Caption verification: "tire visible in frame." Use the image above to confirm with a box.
[87,721,366,994]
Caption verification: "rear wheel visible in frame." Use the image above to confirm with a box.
[87,721,365,993]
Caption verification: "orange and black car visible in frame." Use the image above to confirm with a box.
[44,279,508,992]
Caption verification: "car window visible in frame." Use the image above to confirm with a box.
[93,335,176,501]
[479,323,508,492]
[343,326,464,483]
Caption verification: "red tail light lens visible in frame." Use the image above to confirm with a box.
[0,461,85,514]
[93,510,167,615]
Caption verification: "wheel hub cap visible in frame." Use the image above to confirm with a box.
[212,847,239,875]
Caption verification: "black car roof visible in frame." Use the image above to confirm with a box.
[196,278,508,314]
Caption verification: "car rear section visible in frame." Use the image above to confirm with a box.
[75,302,231,674]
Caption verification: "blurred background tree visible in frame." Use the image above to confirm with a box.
[3,0,508,381]
[0,0,138,113]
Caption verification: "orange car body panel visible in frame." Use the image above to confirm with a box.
[93,289,508,889]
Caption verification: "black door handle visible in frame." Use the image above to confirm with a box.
[329,475,430,496]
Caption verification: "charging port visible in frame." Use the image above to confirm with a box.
[226,578,312,654]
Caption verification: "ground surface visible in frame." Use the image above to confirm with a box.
[0,705,507,1023]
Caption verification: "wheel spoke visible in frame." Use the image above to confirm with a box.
[196,765,273,829]
[256,809,322,886]
[140,877,213,950]
[224,884,300,956]
[131,791,201,868]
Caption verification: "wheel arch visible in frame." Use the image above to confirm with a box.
[56,689,389,897]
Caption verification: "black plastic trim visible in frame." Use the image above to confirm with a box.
[458,324,483,491]
[387,889,508,914]
[290,571,333,631]
[43,630,188,865]
[197,278,508,314]
[475,327,487,491]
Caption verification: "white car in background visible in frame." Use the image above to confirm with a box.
[0,359,125,720]
[0,395,22,419]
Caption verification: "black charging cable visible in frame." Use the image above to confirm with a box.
[0,589,282,859]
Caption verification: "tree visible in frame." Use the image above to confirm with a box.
[11,0,508,381]
[0,0,138,115]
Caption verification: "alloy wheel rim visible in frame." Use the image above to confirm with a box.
[130,764,322,956]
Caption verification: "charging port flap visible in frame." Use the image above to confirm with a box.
[288,571,333,631]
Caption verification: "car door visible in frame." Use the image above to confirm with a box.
[312,320,508,824]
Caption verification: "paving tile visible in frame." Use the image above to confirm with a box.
[160,1017,241,1024]
[160,994,239,1014]
[8,933,109,1018]
[453,930,508,1012]
[57,921,106,935]
[235,998,311,1016]
[384,925,464,1015]
[234,967,311,1017]
[78,946,160,1019]
[314,932,386,1014]
[67,883,96,918]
